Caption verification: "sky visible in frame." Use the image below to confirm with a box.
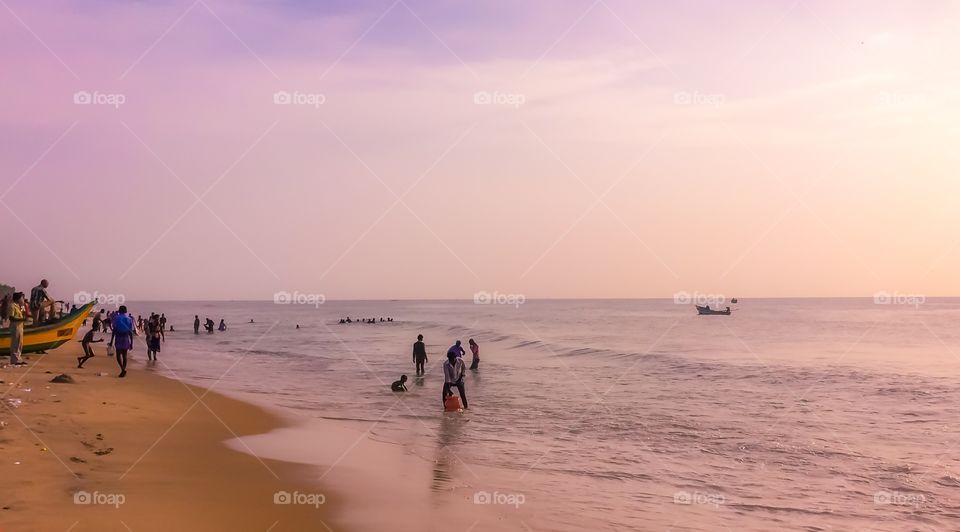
[1,0,959,301]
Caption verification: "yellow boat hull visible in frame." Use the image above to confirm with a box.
[0,302,95,355]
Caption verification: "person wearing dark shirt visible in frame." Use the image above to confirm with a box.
[413,334,428,376]
[146,315,161,361]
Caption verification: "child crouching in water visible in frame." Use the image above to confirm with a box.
[391,375,408,392]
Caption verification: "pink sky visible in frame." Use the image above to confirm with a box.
[1,0,958,300]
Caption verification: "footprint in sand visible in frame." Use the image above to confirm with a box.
[94,447,114,456]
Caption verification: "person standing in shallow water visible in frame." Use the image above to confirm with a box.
[109,305,135,378]
[413,334,428,376]
[442,352,468,409]
[193,315,200,334]
[146,314,161,362]
[447,340,465,358]
[468,338,480,370]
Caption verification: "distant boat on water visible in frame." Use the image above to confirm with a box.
[696,305,731,316]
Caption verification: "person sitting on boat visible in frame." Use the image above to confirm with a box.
[29,279,56,324]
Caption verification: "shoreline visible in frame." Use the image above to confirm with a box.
[0,341,342,532]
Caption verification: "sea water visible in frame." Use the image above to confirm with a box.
[127,299,960,531]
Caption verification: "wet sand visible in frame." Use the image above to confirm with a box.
[0,341,340,532]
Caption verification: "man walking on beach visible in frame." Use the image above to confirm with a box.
[442,351,468,409]
[109,305,135,378]
[413,334,428,376]
[8,293,27,366]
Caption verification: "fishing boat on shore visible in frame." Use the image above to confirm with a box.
[0,302,95,355]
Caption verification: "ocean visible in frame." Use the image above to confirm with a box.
[123,298,960,531]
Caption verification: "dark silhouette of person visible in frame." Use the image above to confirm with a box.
[413,334,428,376]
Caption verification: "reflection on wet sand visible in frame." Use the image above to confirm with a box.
[431,413,466,495]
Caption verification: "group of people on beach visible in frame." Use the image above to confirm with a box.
[5,283,482,413]
[80,307,168,373]
[395,335,480,412]
[0,277,175,374]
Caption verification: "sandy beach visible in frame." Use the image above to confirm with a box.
[0,341,339,532]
